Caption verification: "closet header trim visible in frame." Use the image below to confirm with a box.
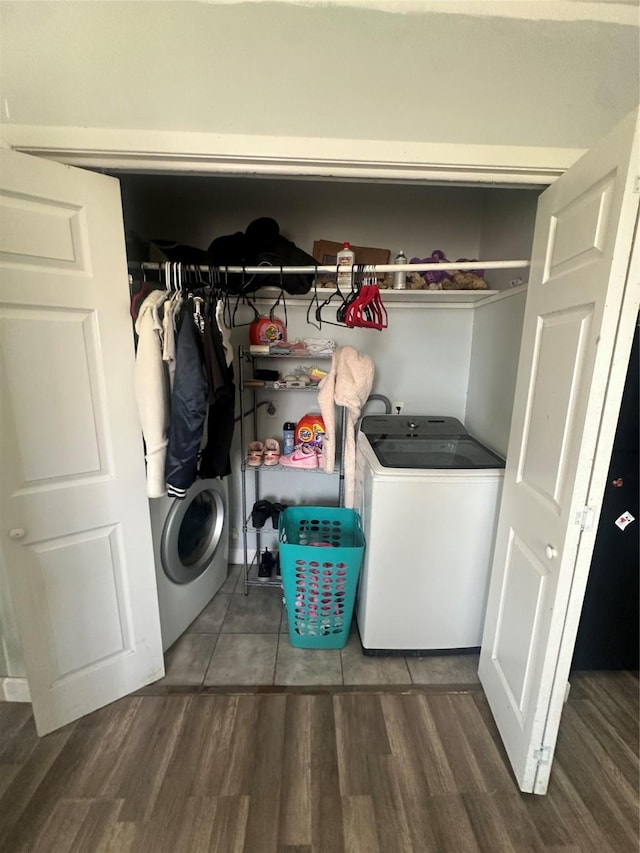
[4,126,583,185]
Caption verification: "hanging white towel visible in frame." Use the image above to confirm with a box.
[134,290,170,498]
[318,345,374,508]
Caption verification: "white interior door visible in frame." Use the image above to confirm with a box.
[479,109,640,794]
[0,149,164,735]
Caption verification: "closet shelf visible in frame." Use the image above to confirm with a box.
[252,287,511,306]
[240,349,334,359]
[242,384,324,392]
[129,260,529,306]
[129,260,528,305]
[310,287,502,303]
[242,461,337,474]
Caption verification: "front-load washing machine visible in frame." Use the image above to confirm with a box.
[149,477,229,651]
[354,415,505,654]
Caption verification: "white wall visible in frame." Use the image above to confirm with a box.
[479,189,542,291]
[465,288,527,457]
[0,549,26,678]
[0,2,637,150]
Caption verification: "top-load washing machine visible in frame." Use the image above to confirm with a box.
[149,477,229,651]
[355,415,505,654]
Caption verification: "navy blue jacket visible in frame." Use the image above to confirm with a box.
[165,304,208,498]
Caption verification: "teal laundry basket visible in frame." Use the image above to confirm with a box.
[279,506,365,649]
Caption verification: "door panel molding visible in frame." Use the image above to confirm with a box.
[492,530,550,722]
[543,172,615,280]
[517,305,593,508]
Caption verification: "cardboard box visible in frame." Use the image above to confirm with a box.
[312,240,390,267]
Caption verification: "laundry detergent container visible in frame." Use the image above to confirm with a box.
[279,506,365,649]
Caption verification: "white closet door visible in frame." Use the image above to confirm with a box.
[0,149,164,735]
[479,109,639,794]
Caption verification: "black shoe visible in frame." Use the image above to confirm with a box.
[271,502,288,530]
[274,552,281,577]
[251,500,272,529]
[258,547,276,582]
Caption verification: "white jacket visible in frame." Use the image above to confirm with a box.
[134,290,170,498]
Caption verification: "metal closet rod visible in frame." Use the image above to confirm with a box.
[129,260,530,274]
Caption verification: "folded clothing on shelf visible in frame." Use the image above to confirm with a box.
[302,338,336,357]
[268,340,310,355]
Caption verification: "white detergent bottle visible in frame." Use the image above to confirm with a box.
[336,242,355,289]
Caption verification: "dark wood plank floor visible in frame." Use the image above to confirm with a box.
[0,672,637,852]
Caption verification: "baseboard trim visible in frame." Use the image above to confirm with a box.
[0,677,31,703]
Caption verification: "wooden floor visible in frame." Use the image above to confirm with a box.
[0,672,637,852]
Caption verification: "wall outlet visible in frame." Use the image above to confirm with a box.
[392,401,404,415]
[266,401,277,418]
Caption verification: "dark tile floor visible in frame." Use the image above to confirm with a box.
[155,565,481,689]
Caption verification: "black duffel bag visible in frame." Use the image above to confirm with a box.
[208,218,316,295]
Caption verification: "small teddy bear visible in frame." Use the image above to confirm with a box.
[381,271,428,289]
[408,272,427,289]
[442,271,488,290]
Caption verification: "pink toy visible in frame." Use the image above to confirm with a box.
[410,250,485,286]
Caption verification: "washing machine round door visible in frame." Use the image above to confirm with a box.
[161,479,225,584]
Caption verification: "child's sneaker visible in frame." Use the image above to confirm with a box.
[279,445,319,469]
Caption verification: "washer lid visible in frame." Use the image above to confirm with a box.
[363,433,505,469]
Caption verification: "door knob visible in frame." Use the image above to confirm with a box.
[545,545,558,559]
[9,528,26,540]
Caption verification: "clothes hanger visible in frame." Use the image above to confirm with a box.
[209,265,225,301]
[305,267,323,330]
[164,261,173,293]
[268,267,288,327]
[313,265,352,328]
[129,263,154,320]
[339,264,364,325]
[345,266,387,330]
[190,262,210,297]
[179,264,206,333]
[231,267,262,327]
[358,282,387,329]
[221,267,235,329]
[208,266,233,332]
